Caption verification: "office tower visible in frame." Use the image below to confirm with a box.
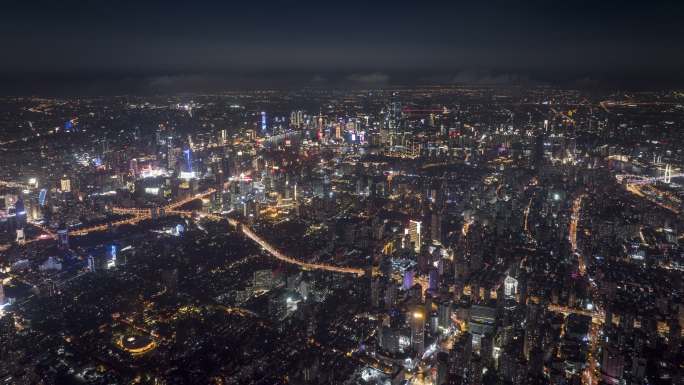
[533,134,544,170]
[60,177,71,193]
[437,300,452,330]
[14,197,26,229]
[16,229,25,244]
[335,123,342,140]
[469,305,496,347]
[601,342,625,385]
[57,224,69,250]
[385,283,397,309]
[183,149,193,173]
[371,277,381,308]
[431,210,443,243]
[403,270,415,290]
[409,220,422,253]
[428,268,439,293]
[504,275,518,300]
[87,255,96,272]
[290,110,304,129]
[448,332,472,383]
[0,314,15,356]
[411,308,425,353]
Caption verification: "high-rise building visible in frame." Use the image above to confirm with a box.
[431,211,443,243]
[15,229,25,244]
[57,224,69,250]
[183,149,193,173]
[533,134,545,170]
[60,177,71,193]
[14,197,26,228]
[437,300,452,330]
[601,342,625,385]
[428,268,439,293]
[0,314,15,356]
[469,305,496,347]
[334,123,341,140]
[290,110,304,129]
[411,308,426,353]
[87,255,96,272]
[504,275,518,300]
[385,283,397,309]
[370,278,381,308]
[403,270,415,290]
[409,220,422,253]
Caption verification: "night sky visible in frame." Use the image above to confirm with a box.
[2,0,684,94]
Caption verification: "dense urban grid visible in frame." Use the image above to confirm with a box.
[0,87,682,385]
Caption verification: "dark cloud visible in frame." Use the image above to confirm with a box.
[346,73,390,84]
[310,75,328,83]
[1,0,684,93]
[451,70,528,85]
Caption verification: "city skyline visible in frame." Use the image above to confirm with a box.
[0,1,682,385]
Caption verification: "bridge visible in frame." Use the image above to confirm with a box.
[616,165,682,185]
[164,189,216,210]
[68,216,149,237]
[238,223,365,276]
[111,207,151,216]
[68,189,218,237]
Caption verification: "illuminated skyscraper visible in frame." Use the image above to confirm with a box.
[15,229,25,244]
[409,220,422,253]
[57,224,69,250]
[411,308,425,353]
[403,270,415,290]
[14,197,26,228]
[183,149,193,172]
[428,268,439,293]
[38,189,47,206]
[290,110,304,129]
[87,255,96,272]
[335,123,342,140]
[504,275,518,300]
[60,177,71,193]
[385,97,402,134]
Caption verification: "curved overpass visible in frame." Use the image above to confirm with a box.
[238,223,365,276]
[58,188,365,277]
[177,210,365,276]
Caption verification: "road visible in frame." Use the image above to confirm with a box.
[161,206,366,276]
[569,194,586,274]
[9,189,365,280]
[566,193,601,385]
[173,210,365,276]
[71,189,218,237]
[238,224,365,276]
[623,183,681,214]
